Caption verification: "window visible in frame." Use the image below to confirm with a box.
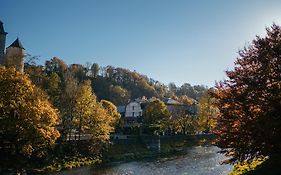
[132,112,134,117]
[132,106,134,110]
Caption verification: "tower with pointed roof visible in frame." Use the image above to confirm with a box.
[0,20,25,72]
[5,38,25,72]
[0,20,7,64]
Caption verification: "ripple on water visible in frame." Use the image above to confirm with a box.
[51,146,232,175]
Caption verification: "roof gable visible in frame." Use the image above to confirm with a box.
[7,38,25,50]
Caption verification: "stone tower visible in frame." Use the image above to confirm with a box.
[6,38,25,72]
[0,20,7,64]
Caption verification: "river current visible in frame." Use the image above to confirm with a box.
[52,146,232,175]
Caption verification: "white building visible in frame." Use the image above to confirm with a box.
[125,101,142,117]
[117,101,143,129]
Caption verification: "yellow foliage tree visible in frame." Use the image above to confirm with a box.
[172,113,197,134]
[100,100,121,128]
[143,99,170,133]
[73,80,117,154]
[0,67,60,158]
[197,91,218,132]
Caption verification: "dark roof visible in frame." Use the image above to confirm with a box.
[0,20,8,35]
[7,38,25,50]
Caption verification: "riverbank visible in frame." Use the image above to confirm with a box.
[44,134,215,174]
[49,145,233,175]
[103,134,215,163]
[1,134,216,174]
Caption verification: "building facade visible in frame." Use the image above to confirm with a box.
[125,101,142,118]
[118,101,143,129]
[164,98,198,118]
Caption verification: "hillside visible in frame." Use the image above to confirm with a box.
[25,57,208,106]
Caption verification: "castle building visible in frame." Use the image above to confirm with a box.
[0,20,25,72]
[0,20,7,64]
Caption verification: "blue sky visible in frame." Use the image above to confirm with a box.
[1,0,281,87]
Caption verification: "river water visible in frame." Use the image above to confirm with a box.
[52,146,233,175]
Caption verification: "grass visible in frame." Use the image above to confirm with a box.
[43,156,102,172]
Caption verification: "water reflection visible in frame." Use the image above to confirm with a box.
[52,146,232,175]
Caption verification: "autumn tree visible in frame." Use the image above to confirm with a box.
[73,80,97,145]
[47,72,62,106]
[108,85,130,105]
[69,64,86,81]
[24,64,48,89]
[45,57,67,77]
[172,114,197,135]
[100,100,121,127]
[59,71,79,141]
[197,90,218,133]
[91,63,100,78]
[212,24,281,163]
[176,83,208,100]
[0,67,60,160]
[72,80,116,154]
[167,98,197,134]
[143,99,170,133]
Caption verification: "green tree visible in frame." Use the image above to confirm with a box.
[0,67,60,159]
[212,24,281,163]
[143,99,170,133]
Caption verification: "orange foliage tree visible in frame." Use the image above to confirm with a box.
[212,24,281,163]
[0,67,60,159]
[72,81,119,154]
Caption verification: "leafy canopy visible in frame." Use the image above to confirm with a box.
[72,80,119,154]
[0,67,60,158]
[212,24,281,163]
[143,99,170,132]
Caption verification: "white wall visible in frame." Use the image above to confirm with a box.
[125,101,142,117]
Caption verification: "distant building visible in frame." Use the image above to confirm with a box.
[117,101,143,128]
[117,97,198,133]
[164,98,198,117]
[0,20,25,72]
[0,21,7,64]
[125,101,142,118]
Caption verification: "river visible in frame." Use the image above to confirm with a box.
[52,146,233,175]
